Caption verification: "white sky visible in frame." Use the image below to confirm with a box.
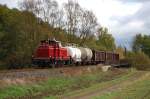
[0,0,142,25]
[0,0,147,48]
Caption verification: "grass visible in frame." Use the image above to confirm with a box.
[61,69,137,98]
[93,72,150,99]
[0,85,29,99]
[0,68,133,99]
[0,77,74,99]
[43,96,57,99]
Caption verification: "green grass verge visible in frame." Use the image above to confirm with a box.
[0,69,133,99]
[61,69,137,98]
[0,77,74,99]
[93,73,150,99]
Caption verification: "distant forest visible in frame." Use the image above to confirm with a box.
[0,0,150,69]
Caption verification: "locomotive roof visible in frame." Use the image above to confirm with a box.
[48,39,61,43]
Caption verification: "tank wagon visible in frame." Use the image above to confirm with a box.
[32,39,119,67]
[79,47,93,65]
[65,46,81,64]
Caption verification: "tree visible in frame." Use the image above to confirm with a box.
[96,27,116,51]
[133,34,150,57]
[79,10,98,44]
[0,5,55,67]
[63,0,81,41]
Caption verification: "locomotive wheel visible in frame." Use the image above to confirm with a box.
[64,60,69,65]
[75,62,81,66]
[51,64,56,68]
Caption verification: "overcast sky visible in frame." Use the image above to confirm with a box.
[0,0,150,48]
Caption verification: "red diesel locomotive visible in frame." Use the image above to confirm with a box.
[32,39,119,67]
[32,39,71,66]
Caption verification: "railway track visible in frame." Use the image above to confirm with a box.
[0,65,108,86]
[0,64,130,88]
[0,64,130,80]
[0,68,63,80]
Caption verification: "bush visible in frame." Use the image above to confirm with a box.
[0,61,8,70]
[126,51,150,70]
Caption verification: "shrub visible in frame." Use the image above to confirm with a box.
[126,51,150,70]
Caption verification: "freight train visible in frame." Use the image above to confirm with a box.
[32,39,119,67]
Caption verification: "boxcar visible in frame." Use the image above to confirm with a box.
[92,50,106,64]
[105,52,119,64]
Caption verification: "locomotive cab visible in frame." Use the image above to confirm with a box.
[48,39,62,47]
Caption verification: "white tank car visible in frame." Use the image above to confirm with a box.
[78,47,87,61]
[66,46,81,62]
[79,47,93,61]
[84,48,93,61]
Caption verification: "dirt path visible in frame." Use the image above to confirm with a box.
[63,71,150,99]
